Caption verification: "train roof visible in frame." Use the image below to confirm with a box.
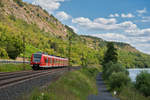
[32,53,68,60]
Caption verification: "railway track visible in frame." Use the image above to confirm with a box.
[0,67,79,100]
[0,68,66,89]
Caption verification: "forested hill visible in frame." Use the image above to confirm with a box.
[0,0,150,68]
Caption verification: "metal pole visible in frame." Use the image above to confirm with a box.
[68,34,71,71]
[23,35,25,70]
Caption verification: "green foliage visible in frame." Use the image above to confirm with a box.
[135,71,150,96]
[20,44,41,58]
[119,86,150,100]
[25,67,99,100]
[118,50,150,68]
[13,0,24,7]
[102,62,130,93]
[0,2,4,7]
[0,22,24,59]
[6,37,24,59]
[108,72,130,92]
[103,42,118,64]
[0,48,8,58]
[9,15,16,21]
[37,13,40,17]
[103,62,128,79]
[0,64,31,72]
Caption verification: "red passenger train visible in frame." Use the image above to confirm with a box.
[30,53,68,70]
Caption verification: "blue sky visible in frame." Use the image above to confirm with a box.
[23,0,150,54]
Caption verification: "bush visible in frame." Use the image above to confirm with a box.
[13,0,24,7]
[108,72,130,92]
[0,2,4,7]
[82,67,99,77]
[135,71,150,96]
[9,15,16,21]
[0,48,8,58]
[103,62,128,79]
[119,87,150,100]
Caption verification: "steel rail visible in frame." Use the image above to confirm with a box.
[0,68,66,89]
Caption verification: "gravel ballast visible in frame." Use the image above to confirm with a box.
[0,69,67,100]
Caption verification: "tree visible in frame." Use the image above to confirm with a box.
[135,71,150,96]
[103,42,118,64]
[6,37,24,59]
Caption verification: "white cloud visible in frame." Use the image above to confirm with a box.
[69,25,78,33]
[109,13,135,18]
[72,17,120,30]
[94,18,117,24]
[72,17,91,24]
[141,16,150,22]
[109,13,119,17]
[91,33,127,42]
[124,27,150,36]
[136,8,147,14]
[121,13,135,18]
[32,0,65,14]
[72,17,138,31]
[119,21,137,30]
[56,11,71,20]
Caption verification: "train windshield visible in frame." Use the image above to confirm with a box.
[33,54,41,62]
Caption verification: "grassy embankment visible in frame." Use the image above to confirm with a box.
[0,64,31,72]
[22,67,101,100]
[117,71,150,100]
[118,86,150,100]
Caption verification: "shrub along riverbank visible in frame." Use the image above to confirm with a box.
[103,62,150,100]
[102,42,150,100]
[22,67,100,100]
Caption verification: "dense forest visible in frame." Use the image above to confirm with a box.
[0,0,150,68]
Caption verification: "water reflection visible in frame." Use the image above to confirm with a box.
[128,68,150,82]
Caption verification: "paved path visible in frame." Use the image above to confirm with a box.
[88,73,120,100]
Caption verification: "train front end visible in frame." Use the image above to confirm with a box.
[30,53,42,70]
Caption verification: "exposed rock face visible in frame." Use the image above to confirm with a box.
[0,0,67,37]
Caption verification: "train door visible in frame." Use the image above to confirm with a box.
[50,57,52,67]
[48,57,50,67]
[45,56,48,67]
[52,57,54,67]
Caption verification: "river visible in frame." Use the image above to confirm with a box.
[128,68,150,82]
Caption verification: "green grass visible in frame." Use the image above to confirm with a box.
[0,64,31,72]
[118,86,150,100]
[23,67,99,100]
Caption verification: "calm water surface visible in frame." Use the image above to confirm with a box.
[128,68,150,82]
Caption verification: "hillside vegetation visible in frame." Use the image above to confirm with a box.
[0,0,150,68]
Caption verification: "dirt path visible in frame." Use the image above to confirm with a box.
[88,73,120,100]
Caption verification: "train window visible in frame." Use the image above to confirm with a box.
[49,58,50,63]
[54,59,56,64]
[33,54,41,62]
[50,58,53,64]
[45,57,48,63]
